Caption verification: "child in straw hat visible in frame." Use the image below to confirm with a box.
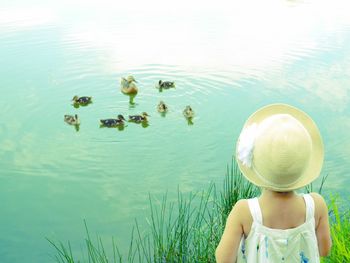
[216,104,331,263]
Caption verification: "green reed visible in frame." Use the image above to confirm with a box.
[121,160,258,262]
[321,196,350,262]
[48,161,348,262]
[220,163,260,224]
[47,220,123,263]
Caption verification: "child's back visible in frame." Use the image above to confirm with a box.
[259,190,314,229]
[230,190,330,262]
[215,104,331,263]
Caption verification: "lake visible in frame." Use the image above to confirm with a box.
[0,0,350,262]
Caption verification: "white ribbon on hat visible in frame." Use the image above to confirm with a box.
[237,123,259,167]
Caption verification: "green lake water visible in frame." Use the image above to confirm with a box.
[1,0,350,262]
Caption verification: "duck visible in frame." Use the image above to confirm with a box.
[129,112,149,123]
[121,76,138,94]
[183,105,194,119]
[100,115,126,127]
[64,114,80,125]
[157,101,168,113]
[157,80,175,89]
[72,95,92,105]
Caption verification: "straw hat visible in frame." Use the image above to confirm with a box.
[236,103,324,192]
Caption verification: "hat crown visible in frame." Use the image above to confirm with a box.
[236,103,323,192]
[253,114,312,188]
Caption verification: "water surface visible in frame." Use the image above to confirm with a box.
[1,0,350,262]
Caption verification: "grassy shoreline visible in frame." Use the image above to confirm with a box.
[48,162,350,262]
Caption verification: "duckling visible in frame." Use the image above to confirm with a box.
[129,112,149,123]
[100,115,126,127]
[157,101,168,113]
[72,95,92,105]
[121,76,138,94]
[183,105,194,119]
[64,114,80,125]
[157,80,175,90]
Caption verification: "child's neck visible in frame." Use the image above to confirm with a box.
[260,189,296,199]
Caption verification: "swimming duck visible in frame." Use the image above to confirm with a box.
[72,96,92,105]
[100,115,126,127]
[121,76,138,94]
[129,112,149,123]
[183,105,194,119]
[64,114,80,125]
[157,80,175,89]
[157,101,168,113]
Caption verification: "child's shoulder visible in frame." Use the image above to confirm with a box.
[232,198,251,212]
[227,199,252,224]
[308,192,328,222]
[308,192,327,207]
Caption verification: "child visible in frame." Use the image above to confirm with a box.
[216,104,332,263]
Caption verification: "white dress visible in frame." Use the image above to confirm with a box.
[236,194,320,263]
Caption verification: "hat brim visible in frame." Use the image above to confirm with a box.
[236,103,324,192]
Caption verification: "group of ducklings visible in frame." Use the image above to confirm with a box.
[64,95,93,126]
[64,76,194,129]
[64,96,90,130]
[121,76,194,118]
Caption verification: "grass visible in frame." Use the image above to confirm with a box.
[46,220,123,263]
[321,197,350,262]
[48,161,349,262]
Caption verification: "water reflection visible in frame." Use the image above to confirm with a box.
[72,102,93,108]
[99,124,127,131]
[64,122,80,132]
[186,118,194,126]
[141,121,149,128]
[74,124,80,132]
[125,93,137,107]
[127,119,150,129]
[159,112,167,118]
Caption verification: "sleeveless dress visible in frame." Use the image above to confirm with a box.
[236,194,320,263]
